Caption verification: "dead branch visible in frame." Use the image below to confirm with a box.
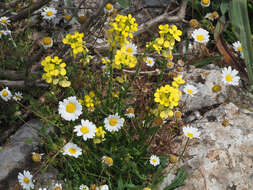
[10,0,52,22]
[0,0,21,9]
[0,79,48,88]
[134,0,188,36]
[93,0,188,52]
[80,0,110,33]
[0,69,25,80]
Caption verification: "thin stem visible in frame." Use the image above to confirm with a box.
[5,25,16,47]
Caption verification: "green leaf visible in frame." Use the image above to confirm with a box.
[230,0,253,90]
[220,0,230,15]
[117,0,130,8]
[24,139,33,144]
[164,167,188,190]
[193,55,223,68]
[117,176,124,190]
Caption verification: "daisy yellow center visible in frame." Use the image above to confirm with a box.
[152,159,157,163]
[144,188,151,190]
[54,187,62,190]
[0,31,2,34]
[187,89,193,94]
[105,157,113,165]
[2,91,8,97]
[43,37,52,45]
[23,177,29,184]
[147,60,152,64]
[167,62,173,67]
[127,107,134,114]
[225,75,233,82]
[186,132,194,138]
[105,3,113,10]
[80,126,89,134]
[196,35,204,41]
[202,0,209,5]
[46,11,53,16]
[65,15,71,20]
[109,118,118,126]
[212,84,221,93]
[1,19,6,23]
[66,103,76,113]
[237,46,242,51]
[68,148,76,154]
[126,47,133,54]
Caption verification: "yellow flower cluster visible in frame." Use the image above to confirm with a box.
[93,126,106,144]
[106,14,138,49]
[79,91,99,111]
[146,24,182,59]
[41,56,71,87]
[154,76,185,119]
[114,46,137,69]
[62,32,84,56]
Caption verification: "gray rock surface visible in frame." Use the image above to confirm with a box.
[180,67,230,112]
[161,102,253,190]
[0,119,42,189]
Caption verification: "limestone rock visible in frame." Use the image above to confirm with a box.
[180,67,230,112]
[175,103,253,190]
[0,119,50,189]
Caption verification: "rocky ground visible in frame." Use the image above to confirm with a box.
[1,67,253,189]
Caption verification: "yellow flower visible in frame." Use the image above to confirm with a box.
[96,126,106,138]
[40,56,71,87]
[146,24,182,58]
[102,156,113,167]
[106,14,138,49]
[62,32,85,56]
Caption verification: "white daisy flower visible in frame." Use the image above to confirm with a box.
[167,61,174,69]
[18,170,34,190]
[201,0,210,7]
[145,57,155,67]
[41,7,57,21]
[104,3,114,14]
[53,183,62,190]
[221,66,240,86]
[58,96,82,121]
[0,87,12,102]
[62,142,82,158]
[177,59,185,67]
[0,30,11,38]
[42,37,53,49]
[183,84,198,96]
[183,126,200,139]
[125,107,135,118]
[80,184,89,190]
[232,41,243,52]
[0,16,10,25]
[104,113,124,132]
[102,156,113,167]
[204,13,214,21]
[74,119,96,141]
[192,28,210,44]
[13,91,23,101]
[100,185,109,190]
[0,30,10,38]
[149,155,160,166]
[125,43,137,56]
[38,188,48,190]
